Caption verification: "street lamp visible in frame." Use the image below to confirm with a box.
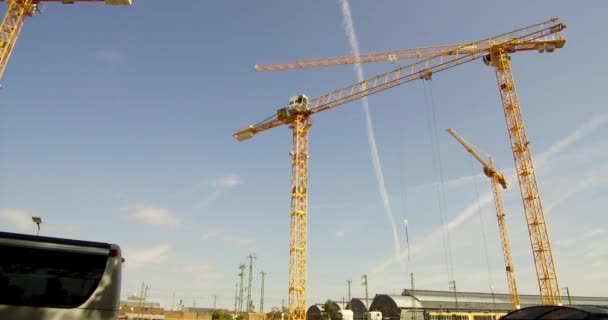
[31,216,42,235]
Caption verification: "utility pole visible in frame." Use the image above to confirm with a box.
[563,287,572,305]
[449,280,459,311]
[171,292,176,311]
[491,285,497,313]
[410,273,415,293]
[260,270,267,313]
[138,282,150,319]
[234,283,239,314]
[347,280,352,306]
[214,295,218,309]
[361,275,369,310]
[139,282,144,303]
[247,253,257,312]
[239,263,246,314]
[411,273,416,320]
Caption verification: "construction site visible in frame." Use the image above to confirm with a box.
[1,2,607,320]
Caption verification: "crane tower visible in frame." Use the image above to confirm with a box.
[234,19,567,319]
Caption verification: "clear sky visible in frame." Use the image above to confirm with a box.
[1,0,607,312]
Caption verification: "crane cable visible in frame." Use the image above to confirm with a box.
[254,113,276,127]
[399,92,411,267]
[422,79,456,286]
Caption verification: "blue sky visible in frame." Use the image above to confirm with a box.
[1,0,607,311]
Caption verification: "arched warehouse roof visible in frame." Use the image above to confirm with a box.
[346,298,371,320]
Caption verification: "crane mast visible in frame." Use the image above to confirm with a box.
[0,0,132,83]
[487,48,561,305]
[446,128,520,310]
[288,114,311,320]
[235,19,566,319]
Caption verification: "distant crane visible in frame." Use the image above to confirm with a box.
[0,0,133,83]
[234,19,566,319]
[447,127,520,310]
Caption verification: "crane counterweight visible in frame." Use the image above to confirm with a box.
[233,126,255,142]
[103,0,133,5]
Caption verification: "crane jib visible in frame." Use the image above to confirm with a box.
[235,20,566,141]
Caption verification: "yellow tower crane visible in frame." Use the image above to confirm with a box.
[0,0,133,83]
[447,127,520,310]
[234,19,566,319]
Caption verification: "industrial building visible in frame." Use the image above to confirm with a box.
[307,290,608,320]
[346,299,372,320]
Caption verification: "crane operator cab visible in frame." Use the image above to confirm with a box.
[289,94,309,110]
[277,94,310,121]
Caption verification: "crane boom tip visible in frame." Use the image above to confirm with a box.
[104,0,134,5]
[234,126,255,142]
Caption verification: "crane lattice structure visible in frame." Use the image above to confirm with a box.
[447,127,520,310]
[234,19,567,319]
[0,0,133,83]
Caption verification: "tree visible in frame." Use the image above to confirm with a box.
[267,307,282,320]
[212,309,234,320]
[323,300,341,320]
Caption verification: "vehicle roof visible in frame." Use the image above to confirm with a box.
[501,305,608,320]
[0,230,111,249]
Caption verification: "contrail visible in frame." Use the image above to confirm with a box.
[413,112,608,192]
[536,112,608,164]
[338,0,402,266]
[372,191,495,274]
[372,112,608,273]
